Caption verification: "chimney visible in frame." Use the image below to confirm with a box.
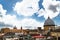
[21,26,22,30]
[13,26,17,29]
[38,27,41,30]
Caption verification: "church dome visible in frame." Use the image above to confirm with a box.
[44,17,55,26]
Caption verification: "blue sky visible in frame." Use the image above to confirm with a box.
[0,0,60,29]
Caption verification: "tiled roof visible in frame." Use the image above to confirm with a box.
[44,17,55,26]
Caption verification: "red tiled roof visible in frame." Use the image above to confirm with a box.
[32,34,45,38]
[33,36,45,38]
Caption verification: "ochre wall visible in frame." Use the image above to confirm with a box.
[44,26,55,31]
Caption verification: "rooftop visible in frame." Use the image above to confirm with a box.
[44,17,55,26]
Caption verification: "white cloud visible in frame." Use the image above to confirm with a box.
[38,0,60,19]
[3,17,44,29]
[14,0,60,19]
[20,18,44,29]
[0,4,18,27]
[14,0,39,16]
[2,16,44,29]
[2,15,17,25]
[0,4,7,16]
[0,4,44,29]
[1,0,60,29]
[0,4,7,22]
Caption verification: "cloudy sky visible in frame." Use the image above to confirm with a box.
[0,0,60,29]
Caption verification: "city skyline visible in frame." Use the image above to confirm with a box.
[0,0,60,29]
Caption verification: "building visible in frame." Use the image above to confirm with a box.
[3,32,19,40]
[0,17,60,40]
[44,17,55,31]
[0,27,28,35]
[43,17,60,40]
